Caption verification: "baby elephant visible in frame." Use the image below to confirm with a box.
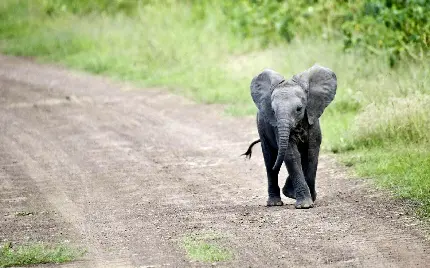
[243,65,337,209]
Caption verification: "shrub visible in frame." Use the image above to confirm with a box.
[219,0,347,45]
[342,0,430,66]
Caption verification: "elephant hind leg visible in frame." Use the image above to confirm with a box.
[282,176,296,199]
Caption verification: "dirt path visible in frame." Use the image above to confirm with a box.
[0,55,429,268]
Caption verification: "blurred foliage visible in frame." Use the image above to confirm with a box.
[219,0,347,45]
[342,0,430,66]
[39,0,142,15]
[18,0,429,66]
[221,0,430,65]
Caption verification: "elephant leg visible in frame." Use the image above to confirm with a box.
[282,175,295,199]
[260,138,283,206]
[306,122,322,202]
[285,142,313,209]
[306,147,320,202]
[283,143,308,200]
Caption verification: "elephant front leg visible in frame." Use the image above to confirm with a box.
[282,175,295,199]
[306,123,322,202]
[285,143,313,209]
[261,140,283,206]
[306,147,320,202]
[282,144,309,200]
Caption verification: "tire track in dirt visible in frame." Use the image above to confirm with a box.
[0,55,429,267]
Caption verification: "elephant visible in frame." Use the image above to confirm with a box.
[242,64,337,209]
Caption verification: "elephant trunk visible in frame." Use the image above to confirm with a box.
[272,119,291,170]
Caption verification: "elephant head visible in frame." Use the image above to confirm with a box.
[251,64,337,171]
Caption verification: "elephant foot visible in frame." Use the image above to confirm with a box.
[295,197,314,209]
[311,191,317,202]
[282,176,296,199]
[267,197,283,207]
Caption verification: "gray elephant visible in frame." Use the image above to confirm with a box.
[243,65,337,209]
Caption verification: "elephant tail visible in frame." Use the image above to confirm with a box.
[241,139,261,159]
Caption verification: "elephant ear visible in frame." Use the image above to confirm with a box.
[250,69,285,126]
[306,65,337,125]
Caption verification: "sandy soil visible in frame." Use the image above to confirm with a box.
[0,55,429,268]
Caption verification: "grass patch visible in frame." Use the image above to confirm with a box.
[181,232,233,263]
[347,95,430,149]
[341,146,430,217]
[0,242,85,268]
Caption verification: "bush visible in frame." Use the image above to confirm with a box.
[218,0,430,65]
[342,0,430,66]
[219,0,347,45]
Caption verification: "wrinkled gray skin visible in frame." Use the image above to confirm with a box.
[248,65,337,209]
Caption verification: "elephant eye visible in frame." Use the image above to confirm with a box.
[296,106,303,112]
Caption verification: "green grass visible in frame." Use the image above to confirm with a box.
[181,232,233,263]
[0,0,258,105]
[345,94,430,149]
[1,0,430,217]
[342,146,430,217]
[0,242,85,268]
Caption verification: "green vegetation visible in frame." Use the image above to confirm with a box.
[343,148,430,217]
[0,0,429,215]
[0,242,85,267]
[347,94,430,149]
[181,232,233,263]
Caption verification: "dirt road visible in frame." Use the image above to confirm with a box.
[0,55,429,268]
